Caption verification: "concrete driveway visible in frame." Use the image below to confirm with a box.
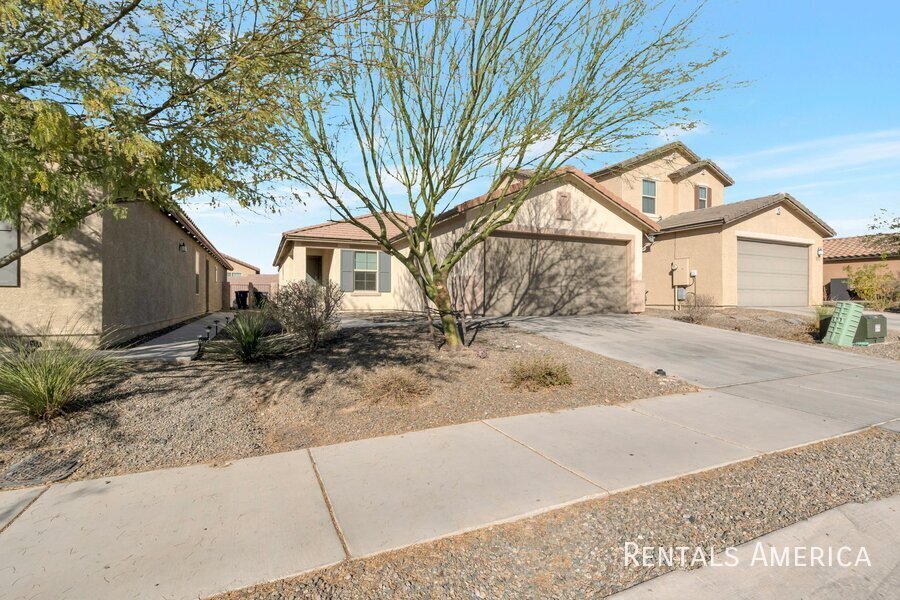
[512,315,900,427]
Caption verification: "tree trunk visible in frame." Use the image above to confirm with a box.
[432,270,462,349]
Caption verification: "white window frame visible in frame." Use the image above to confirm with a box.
[697,185,709,209]
[194,251,200,295]
[353,250,378,292]
[641,179,657,214]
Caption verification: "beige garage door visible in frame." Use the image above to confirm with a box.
[483,234,628,316]
[737,239,809,306]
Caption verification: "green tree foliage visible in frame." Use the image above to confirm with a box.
[0,0,332,267]
[845,262,898,311]
[277,0,729,348]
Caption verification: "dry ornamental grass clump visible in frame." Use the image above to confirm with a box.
[362,366,430,405]
[508,356,572,391]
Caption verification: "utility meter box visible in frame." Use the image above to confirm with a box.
[671,258,691,287]
[856,315,887,343]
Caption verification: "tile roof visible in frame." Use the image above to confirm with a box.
[283,212,415,242]
[668,159,735,186]
[657,192,836,236]
[222,254,260,273]
[433,166,660,232]
[589,142,701,180]
[824,234,899,260]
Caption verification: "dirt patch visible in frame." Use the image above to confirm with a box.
[648,307,900,361]
[0,324,694,483]
[211,428,900,599]
[257,323,696,451]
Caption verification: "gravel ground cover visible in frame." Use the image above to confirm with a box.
[256,323,695,451]
[0,324,694,482]
[213,428,900,600]
[647,307,900,361]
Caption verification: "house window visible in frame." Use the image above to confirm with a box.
[353,250,377,291]
[641,179,656,214]
[697,185,709,209]
[195,251,200,294]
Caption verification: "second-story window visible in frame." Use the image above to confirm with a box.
[641,179,656,214]
[697,185,709,209]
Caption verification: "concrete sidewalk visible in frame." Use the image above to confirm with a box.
[1,315,898,598]
[116,312,232,362]
[614,494,900,599]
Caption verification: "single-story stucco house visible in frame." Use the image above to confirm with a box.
[274,143,835,315]
[0,202,231,344]
[823,234,900,281]
[223,254,279,307]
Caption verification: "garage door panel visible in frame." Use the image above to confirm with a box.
[737,240,808,307]
[484,235,627,316]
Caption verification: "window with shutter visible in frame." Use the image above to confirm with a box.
[697,186,709,209]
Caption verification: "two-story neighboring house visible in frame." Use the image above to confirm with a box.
[594,142,834,308]
[273,142,834,315]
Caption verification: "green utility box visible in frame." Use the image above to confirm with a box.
[856,314,887,343]
[822,301,865,346]
[819,311,887,345]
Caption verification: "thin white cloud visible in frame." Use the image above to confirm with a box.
[719,129,900,181]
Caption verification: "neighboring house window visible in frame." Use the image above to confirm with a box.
[556,191,572,220]
[353,250,377,291]
[0,220,19,287]
[696,185,709,209]
[641,179,656,214]
[195,251,200,294]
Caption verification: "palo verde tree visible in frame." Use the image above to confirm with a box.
[277,0,728,348]
[0,0,354,268]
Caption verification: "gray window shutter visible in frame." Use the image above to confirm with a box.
[378,251,391,292]
[0,221,18,287]
[340,249,354,291]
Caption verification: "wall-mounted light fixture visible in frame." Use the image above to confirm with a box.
[178,241,187,253]
[817,247,824,257]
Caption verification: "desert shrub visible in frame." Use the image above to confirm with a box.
[204,311,288,362]
[808,304,835,338]
[508,356,572,391]
[362,366,430,405]
[0,336,125,420]
[845,263,898,311]
[677,293,716,324]
[267,281,344,350]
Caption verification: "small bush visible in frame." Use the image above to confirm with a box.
[677,293,715,324]
[204,311,288,362]
[508,356,572,391]
[0,336,125,421]
[362,366,430,405]
[267,281,344,350]
[845,263,898,311]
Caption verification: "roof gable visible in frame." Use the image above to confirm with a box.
[668,159,734,187]
[222,254,260,273]
[589,142,701,180]
[657,193,835,237]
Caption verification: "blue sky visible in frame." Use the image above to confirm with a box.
[184,0,900,273]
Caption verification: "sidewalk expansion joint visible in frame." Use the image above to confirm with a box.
[0,485,48,536]
[480,420,609,493]
[307,448,351,559]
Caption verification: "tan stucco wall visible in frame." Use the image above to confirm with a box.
[0,213,104,337]
[278,241,423,312]
[102,202,227,341]
[595,152,727,219]
[643,226,725,307]
[824,257,900,283]
[227,262,259,277]
[721,204,824,306]
[645,202,826,308]
[276,177,649,314]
